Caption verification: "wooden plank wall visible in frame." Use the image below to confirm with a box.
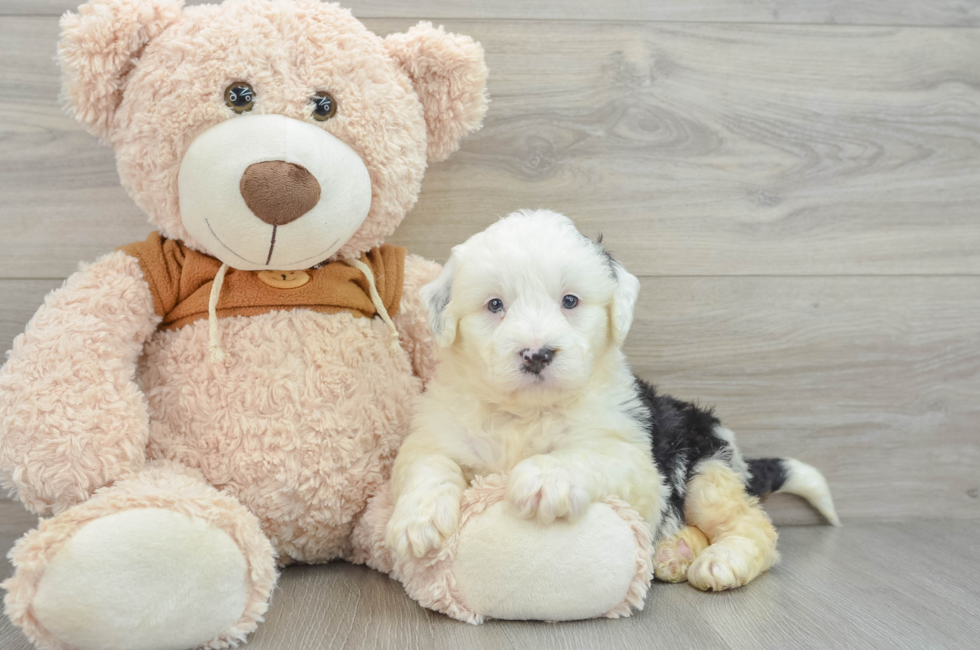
[0,1,977,525]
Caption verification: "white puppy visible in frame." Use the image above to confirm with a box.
[385,210,839,592]
[385,209,663,559]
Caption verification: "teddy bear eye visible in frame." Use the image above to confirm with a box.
[224,82,255,114]
[311,91,337,121]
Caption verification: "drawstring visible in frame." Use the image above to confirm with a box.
[346,257,401,351]
[206,257,400,363]
[208,263,230,363]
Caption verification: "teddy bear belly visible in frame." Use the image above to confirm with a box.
[137,309,421,564]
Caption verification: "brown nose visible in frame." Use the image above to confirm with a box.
[239,160,321,226]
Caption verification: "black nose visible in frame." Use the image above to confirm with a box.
[521,347,555,375]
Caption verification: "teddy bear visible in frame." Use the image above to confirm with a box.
[0,1,652,648]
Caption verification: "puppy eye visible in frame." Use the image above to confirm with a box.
[224,82,255,113]
[487,298,505,313]
[311,91,338,121]
[561,295,579,310]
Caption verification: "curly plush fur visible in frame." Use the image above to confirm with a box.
[0,251,159,513]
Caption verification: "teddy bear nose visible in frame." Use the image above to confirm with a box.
[239,160,321,226]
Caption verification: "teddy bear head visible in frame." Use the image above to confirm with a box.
[58,0,488,269]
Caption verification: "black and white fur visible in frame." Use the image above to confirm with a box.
[385,209,838,585]
[635,378,839,541]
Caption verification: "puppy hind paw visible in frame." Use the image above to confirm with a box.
[653,526,708,583]
[653,539,693,583]
[686,544,752,592]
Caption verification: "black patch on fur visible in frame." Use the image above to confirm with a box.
[744,458,788,498]
[632,378,728,527]
[581,232,618,279]
[596,241,618,279]
[601,250,618,279]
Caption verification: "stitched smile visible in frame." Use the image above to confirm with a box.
[206,219,265,266]
[285,238,341,266]
[206,220,340,268]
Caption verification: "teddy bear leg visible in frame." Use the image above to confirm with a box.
[450,487,653,622]
[358,475,653,624]
[2,460,276,650]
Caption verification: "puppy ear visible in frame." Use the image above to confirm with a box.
[609,259,641,344]
[420,255,459,347]
[384,22,489,163]
[59,0,183,139]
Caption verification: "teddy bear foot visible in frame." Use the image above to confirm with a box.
[3,462,277,650]
[355,474,653,624]
[450,492,652,621]
[33,509,251,650]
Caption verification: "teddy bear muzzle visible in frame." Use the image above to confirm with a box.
[177,114,373,271]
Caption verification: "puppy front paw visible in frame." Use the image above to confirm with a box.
[385,486,461,559]
[506,455,591,524]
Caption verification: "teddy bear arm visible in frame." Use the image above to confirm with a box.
[0,251,161,514]
[394,254,443,385]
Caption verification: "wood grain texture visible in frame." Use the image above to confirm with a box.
[2,512,978,649]
[626,275,980,524]
[3,17,980,277]
[3,0,980,27]
[2,276,976,524]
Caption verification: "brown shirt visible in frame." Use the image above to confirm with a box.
[119,232,405,330]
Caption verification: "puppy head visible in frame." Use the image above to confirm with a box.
[421,209,640,401]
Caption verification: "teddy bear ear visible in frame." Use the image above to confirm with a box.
[58,0,183,139]
[384,22,489,163]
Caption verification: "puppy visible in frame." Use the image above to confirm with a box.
[386,209,838,592]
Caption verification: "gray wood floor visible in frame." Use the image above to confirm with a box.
[1,500,978,650]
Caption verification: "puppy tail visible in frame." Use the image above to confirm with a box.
[745,457,841,526]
